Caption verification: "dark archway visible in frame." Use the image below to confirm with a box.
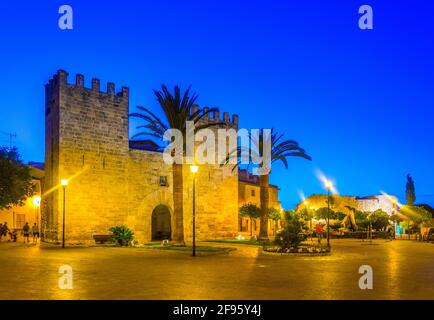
[151,205,172,241]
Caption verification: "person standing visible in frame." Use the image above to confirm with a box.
[3,222,10,241]
[22,222,30,243]
[315,223,324,244]
[32,223,39,243]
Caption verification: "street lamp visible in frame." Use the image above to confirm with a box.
[325,180,333,248]
[33,195,41,207]
[190,165,199,257]
[61,179,68,248]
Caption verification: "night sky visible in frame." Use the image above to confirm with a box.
[0,0,433,208]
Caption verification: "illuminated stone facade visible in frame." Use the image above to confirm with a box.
[238,170,282,236]
[354,195,399,216]
[42,70,239,245]
[300,194,399,216]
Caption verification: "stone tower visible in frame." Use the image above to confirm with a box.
[42,70,239,245]
[43,70,130,244]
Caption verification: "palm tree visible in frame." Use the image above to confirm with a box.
[130,85,219,244]
[226,129,311,240]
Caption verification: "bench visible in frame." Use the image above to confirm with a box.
[93,234,113,244]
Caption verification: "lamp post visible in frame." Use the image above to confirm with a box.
[325,180,333,248]
[61,179,68,248]
[190,165,199,257]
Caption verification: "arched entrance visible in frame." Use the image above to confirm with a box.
[151,205,172,241]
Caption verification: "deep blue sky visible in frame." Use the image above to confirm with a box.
[0,0,433,208]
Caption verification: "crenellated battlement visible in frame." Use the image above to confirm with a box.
[46,69,129,99]
[43,69,239,244]
[191,104,239,128]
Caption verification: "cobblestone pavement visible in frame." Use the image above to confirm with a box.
[0,239,433,300]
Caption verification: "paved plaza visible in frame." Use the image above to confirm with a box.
[0,239,433,300]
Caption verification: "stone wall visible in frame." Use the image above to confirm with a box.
[355,195,398,216]
[42,70,238,244]
[300,194,399,217]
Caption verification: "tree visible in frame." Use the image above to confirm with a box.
[226,129,311,240]
[334,212,347,221]
[130,85,220,244]
[389,214,402,225]
[315,207,336,220]
[274,210,307,249]
[369,210,391,231]
[406,174,416,205]
[354,210,370,230]
[0,147,34,210]
[353,209,392,239]
[400,205,432,227]
[239,203,261,237]
[417,204,434,216]
[268,207,281,234]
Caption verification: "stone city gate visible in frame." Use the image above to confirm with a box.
[151,205,172,241]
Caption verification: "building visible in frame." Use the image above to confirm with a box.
[41,70,242,245]
[354,195,399,216]
[300,194,399,216]
[238,169,282,236]
[0,164,44,232]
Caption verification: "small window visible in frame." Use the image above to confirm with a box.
[251,189,255,197]
[159,176,168,187]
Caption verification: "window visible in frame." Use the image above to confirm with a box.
[159,176,168,187]
[251,189,255,197]
[16,214,25,229]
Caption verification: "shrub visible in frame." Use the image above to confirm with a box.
[109,225,134,246]
[331,221,343,230]
[274,211,307,249]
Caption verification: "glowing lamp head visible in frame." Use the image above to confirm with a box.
[33,196,41,207]
[325,180,333,191]
[304,201,308,206]
[61,179,69,187]
[190,165,199,174]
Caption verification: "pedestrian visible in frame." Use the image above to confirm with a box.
[22,222,30,243]
[315,223,323,244]
[32,223,39,243]
[10,229,17,242]
[2,222,10,241]
[0,223,3,241]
